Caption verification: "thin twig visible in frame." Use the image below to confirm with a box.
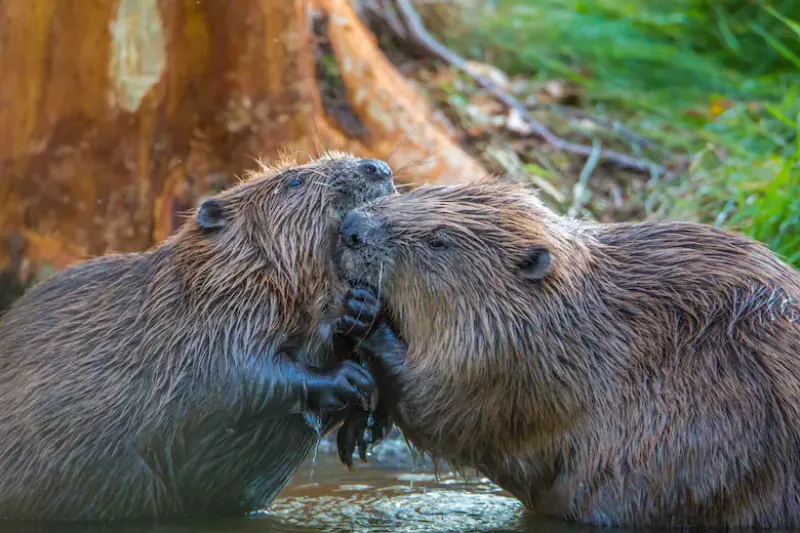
[538,103,667,155]
[390,0,666,176]
[569,140,602,218]
[486,145,565,204]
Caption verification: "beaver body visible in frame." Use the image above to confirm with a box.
[0,154,394,521]
[335,178,800,528]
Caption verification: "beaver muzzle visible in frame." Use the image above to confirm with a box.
[339,210,385,249]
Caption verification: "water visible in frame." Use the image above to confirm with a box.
[267,438,532,533]
[0,434,576,533]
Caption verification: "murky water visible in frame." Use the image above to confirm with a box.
[0,434,577,533]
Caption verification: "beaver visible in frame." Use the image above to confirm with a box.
[0,152,396,521]
[334,176,800,528]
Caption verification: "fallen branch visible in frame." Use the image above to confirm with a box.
[386,0,668,176]
[357,0,410,42]
[538,103,668,156]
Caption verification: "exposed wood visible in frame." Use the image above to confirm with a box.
[0,0,486,286]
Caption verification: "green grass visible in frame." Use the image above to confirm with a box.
[436,0,800,267]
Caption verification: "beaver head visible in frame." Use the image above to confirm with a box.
[169,152,395,366]
[335,177,596,457]
[337,176,585,344]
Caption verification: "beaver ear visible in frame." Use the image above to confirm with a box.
[518,244,552,281]
[197,198,227,231]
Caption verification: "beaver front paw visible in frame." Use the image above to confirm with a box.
[336,401,394,470]
[337,287,381,341]
[306,360,375,413]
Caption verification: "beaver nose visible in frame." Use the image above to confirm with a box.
[358,159,393,181]
[340,210,370,248]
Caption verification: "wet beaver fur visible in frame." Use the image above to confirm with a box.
[0,153,395,521]
[335,177,800,528]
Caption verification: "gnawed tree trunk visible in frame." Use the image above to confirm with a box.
[0,0,486,290]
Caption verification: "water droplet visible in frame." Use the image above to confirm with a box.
[303,411,323,480]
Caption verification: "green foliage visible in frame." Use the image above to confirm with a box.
[439,0,800,267]
[728,96,799,266]
[447,0,800,107]
[734,158,799,265]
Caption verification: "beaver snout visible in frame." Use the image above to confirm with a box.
[340,211,371,248]
[340,210,386,248]
[358,159,393,182]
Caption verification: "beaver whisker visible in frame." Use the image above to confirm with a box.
[395,157,439,175]
[376,262,385,307]
[387,124,423,164]
[350,294,370,353]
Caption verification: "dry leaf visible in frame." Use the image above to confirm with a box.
[468,93,505,115]
[505,108,532,135]
[709,97,734,117]
[539,79,583,105]
[465,60,510,89]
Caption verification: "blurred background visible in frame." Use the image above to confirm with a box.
[1,0,798,307]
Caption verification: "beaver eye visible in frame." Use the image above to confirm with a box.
[287,177,304,189]
[428,229,450,250]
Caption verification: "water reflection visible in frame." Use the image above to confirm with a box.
[0,436,578,533]
[269,450,526,532]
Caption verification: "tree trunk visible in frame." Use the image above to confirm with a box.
[0,0,485,288]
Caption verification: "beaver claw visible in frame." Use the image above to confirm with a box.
[337,407,369,469]
[338,287,381,340]
[336,400,393,470]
